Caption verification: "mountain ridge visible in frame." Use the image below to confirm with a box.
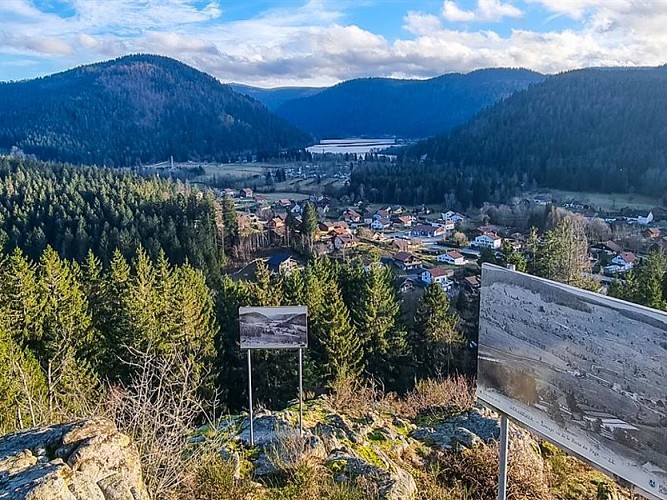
[0,54,311,166]
[270,68,545,139]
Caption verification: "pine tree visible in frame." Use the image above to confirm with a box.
[346,264,408,383]
[0,318,47,433]
[312,282,363,382]
[37,247,99,416]
[222,195,239,254]
[412,284,463,377]
[535,217,592,288]
[502,240,527,272]
[301,202,318,251]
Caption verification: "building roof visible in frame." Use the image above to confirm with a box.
[464,275,481,288]
[602,240,623,253]
[394,252,415,262]
[267,253,292,267]
[617,251,636,263]
[478,232,501,241]
[446,250,464,259]
[430,267,453,278]
[336,234,357,243]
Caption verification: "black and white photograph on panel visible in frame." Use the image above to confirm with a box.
[477,264,667,499]
[239,306,308,349]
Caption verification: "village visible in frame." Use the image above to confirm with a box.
[215,177,667,305]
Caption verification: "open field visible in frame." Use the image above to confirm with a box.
[531,189,658,211]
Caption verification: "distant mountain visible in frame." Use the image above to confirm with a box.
[351,66,667,207]
[273,69,545,139]
[230,84,323,111]
[407,66,667,197]
[0,55,311,166]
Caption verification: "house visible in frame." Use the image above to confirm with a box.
[643,228,660,239]
[592,240,623,255]
[267,216,286,230]
[318,221,335,233]
[397,277,415,294]
[437,250,465,266]
[410,224,445,238]
[611,252,636,271]
[334,234,358,250]
[393,252,422,270]
[343,209,362,224]
[392,238,410,253]
[393,215,413,228]
[278,198,292,207]
[223,188,236,197]
[374,209,390,220]
[442,211,465,224]
[371,218,392,230]
[420,267,454,290]
[637,212,654,225]
[254,195,268,205]
[435,219,455,231]
[462,275,481,291]
[267,254,298,274]
[473,232,502,249]
[240,187,253,198]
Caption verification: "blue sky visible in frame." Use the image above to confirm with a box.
[1,0,666,86]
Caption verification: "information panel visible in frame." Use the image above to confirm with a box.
[478,264,667,499]
[239,306,308,349]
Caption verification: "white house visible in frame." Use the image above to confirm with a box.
[638,212,654,225]
[420,267,453,290]
[473,232,502,249]
[442,211,465,224]
[334,234,358,250]
[437,250,465,266]
[371,218,392,230]
[611,252,636,271]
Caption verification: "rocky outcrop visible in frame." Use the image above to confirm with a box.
[0,418,148,500]
[411,406,501,450]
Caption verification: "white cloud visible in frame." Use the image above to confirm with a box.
[1,0,667,86]
[443,1,476,21]
[443,0,523,22]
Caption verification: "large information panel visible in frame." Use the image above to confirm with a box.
[239,306,308,349]
[478,264,667,499]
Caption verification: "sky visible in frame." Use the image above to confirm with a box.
[1,0,667,87]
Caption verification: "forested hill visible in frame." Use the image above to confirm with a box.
[0,155,223,276]
[273,68,545,138]
[407,66,667,197]
[230,84,322,111]
[0,55,311,166]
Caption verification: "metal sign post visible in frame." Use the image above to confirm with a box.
[298,347,304,435]
[498,414,509,500]
[247,349,254,447]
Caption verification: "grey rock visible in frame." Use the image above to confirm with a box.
[0,418,149,500]
[412,408,500,450]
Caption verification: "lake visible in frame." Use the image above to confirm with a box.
[306,138,404,155]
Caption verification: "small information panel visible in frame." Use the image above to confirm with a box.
[478,264,667,499]
[240,306,308,349]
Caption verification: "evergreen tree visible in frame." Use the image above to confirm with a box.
[412,284,463,377]
[611,250,667,311]
[222,195,239,255]
[502,240,527,272]
[301,202,318,251]
[311,282,363,382]
[535,217,592,288]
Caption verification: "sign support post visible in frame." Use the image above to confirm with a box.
[498,413,509,500]
[247,349,254,447]
[298,347,304,435]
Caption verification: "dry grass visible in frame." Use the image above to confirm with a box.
[426,438,551,500]
[324,375,386,418]
[388,376,476,421]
